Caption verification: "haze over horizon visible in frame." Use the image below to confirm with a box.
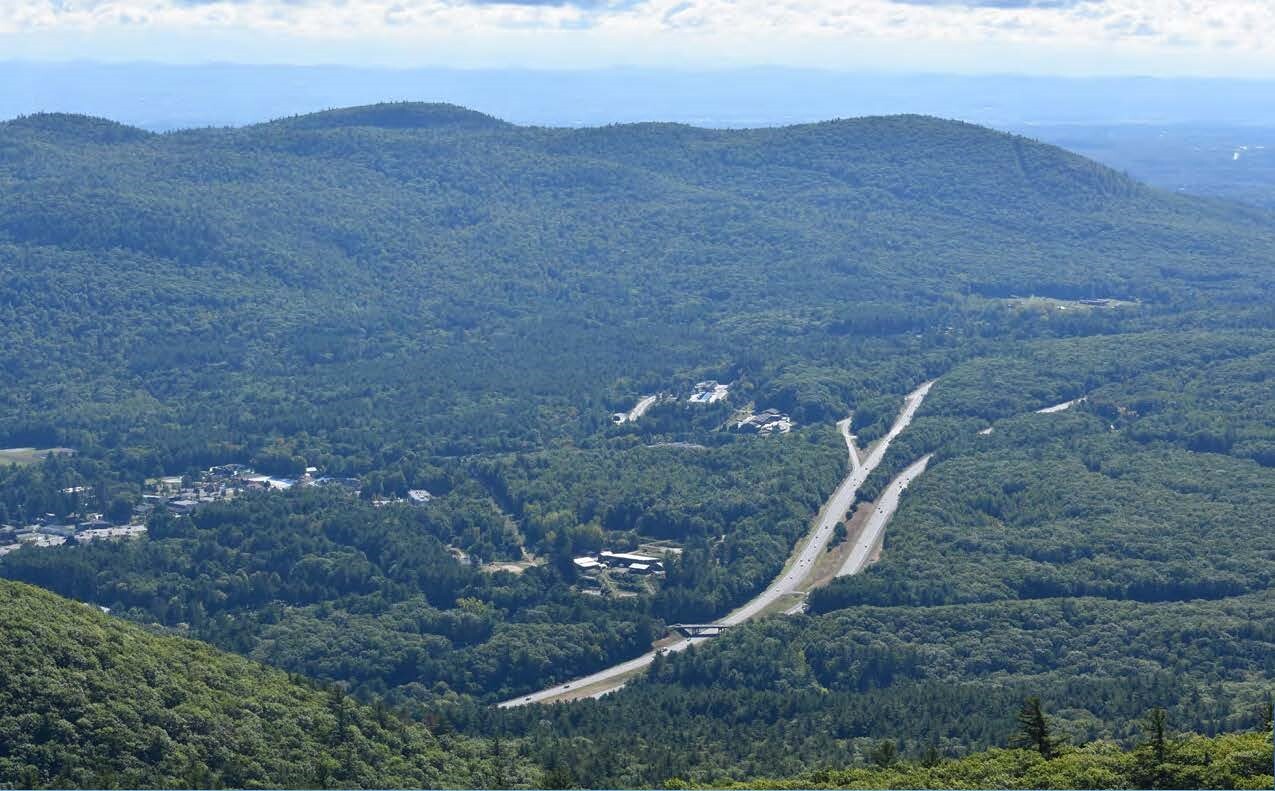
[6,62,1275,133]
[6,0,1274,78]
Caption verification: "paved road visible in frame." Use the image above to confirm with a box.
[1037,396,1085,414]
[836,453,932,577]
[626,395,659,422]
[497,380,935,708]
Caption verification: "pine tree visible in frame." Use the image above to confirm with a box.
[869,740,898,767]
[1010,696,1056,759]
[1135,707,1172,789]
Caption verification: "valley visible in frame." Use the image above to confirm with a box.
[0,104,1272,788]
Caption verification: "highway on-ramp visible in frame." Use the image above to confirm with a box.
[497,380,935,708]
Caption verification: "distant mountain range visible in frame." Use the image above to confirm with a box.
[5,62,1273,208]
[5,62,1275,131]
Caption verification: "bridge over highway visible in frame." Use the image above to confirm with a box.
[669,623,730,638]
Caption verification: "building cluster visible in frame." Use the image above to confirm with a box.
[147,464,407,514]
[372,489,433,508]
[0,460,442,559]
[152,465,437,512]
[611,381,731,425]
[573,549,667,576]
[688,380,731,404]
[148,464,312,514]
[0,514,148,557]
[734,408,794,435]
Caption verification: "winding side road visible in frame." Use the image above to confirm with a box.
[497,380,935,708]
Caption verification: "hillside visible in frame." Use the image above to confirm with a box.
[0,580,533,788]
[1,104,1274,785]
[697,730,1274,790]
[1,104,1272,468]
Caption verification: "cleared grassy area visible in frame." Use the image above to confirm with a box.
[0,447,73,467]
[1005,295,1138,312]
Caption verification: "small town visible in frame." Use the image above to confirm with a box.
[0,463,432,558]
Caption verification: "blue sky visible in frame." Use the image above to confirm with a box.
[3,0,1273,77]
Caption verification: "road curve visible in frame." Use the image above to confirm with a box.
[836,453,932,577]
[625,395,659,422]
[497,380,935,708]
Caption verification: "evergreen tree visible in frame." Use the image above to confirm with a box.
[869,740,898,767]
[1135,707,1172,788]
[1010,697,1056,759]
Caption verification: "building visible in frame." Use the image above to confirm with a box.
[18,534,66,548]
[78,525,147,543]
[167,499,197,514]
[735,408,794,435]
[157,476,184,494]
[600,550,661,565]
[407,489,433,505]
[688,380,731,404]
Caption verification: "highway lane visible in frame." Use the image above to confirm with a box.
[497,379,935,708]
[836,453,932,578]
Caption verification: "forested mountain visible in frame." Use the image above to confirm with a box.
[2,104,1271,469]
[1,104,1273,787]
[0,580,535,788]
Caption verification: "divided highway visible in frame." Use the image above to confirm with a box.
[497,380,935,708]
[837,453,932,577]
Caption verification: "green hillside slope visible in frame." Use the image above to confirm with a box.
[1,104,1271,469]
[698,730,1274,790]
[0,580,532,789]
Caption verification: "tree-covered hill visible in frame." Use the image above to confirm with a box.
[0,580,535,789]
[2,104,1272,469]
[698,729,1273,790]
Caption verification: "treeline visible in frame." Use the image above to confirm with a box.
[698,708,1274,789]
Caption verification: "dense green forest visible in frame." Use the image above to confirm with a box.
[1,104,1274,787]
[0,580,537,789]
[2,581,1269,789]
[698,727,1274,789]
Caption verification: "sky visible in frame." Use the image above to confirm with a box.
[2,0,1274,77]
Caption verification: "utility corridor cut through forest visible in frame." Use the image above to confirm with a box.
[499,380,935,707]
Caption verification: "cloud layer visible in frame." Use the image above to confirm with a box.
[4,0,1273,74]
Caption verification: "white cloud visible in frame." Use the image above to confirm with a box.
[2,0,1273,74]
